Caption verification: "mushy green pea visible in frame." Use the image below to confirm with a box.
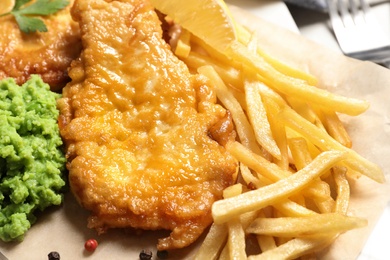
[0,75,66,242]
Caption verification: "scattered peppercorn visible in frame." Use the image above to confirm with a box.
[84,238,98,252]
[48,251,60,260]
[139,249,153,260]
[157,250,169,259]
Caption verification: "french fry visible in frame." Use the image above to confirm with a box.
[235,24,318,86]
[279,106,385,183]
[288,137,334,208]
[261,96,289,169]
[256,235,277,253]
[223,183,243,199]
[315,108,352,148]
[255,210,278,253]
[198,65,261,153]
[227,218,247,259]
[240,163,320,218]
[285,128,323,160]
[229,87,247,111]
[183,51,244,89]
[240,163,271,188]
[289,193,306,208]
[256,47,318,86]
[315,197,336,214]
[256,80,287,108]
[226,41,370,116]
[225,183,256,260]
[246,213,367,238]
[287,137,312,170]
[255,93,289,170]
[333,166,350,214]
[247,236,336,260]
[245,79,281,160]
[244,31,258,54]
[219,244,230,260]
[272,209,294,246]
[174,29,191,58]
[212,150,347,224]
[273,199,316,217]
[285,96,326,131]
[193,223,228,260]
[226,141,290,182]
[240,210,261,230]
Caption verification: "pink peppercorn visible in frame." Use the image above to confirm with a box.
[84,238,98,252]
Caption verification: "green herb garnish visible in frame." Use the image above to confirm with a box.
[0,0,69,33]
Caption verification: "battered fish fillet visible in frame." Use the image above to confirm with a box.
[0,0,81,91]
[58,0,238,250]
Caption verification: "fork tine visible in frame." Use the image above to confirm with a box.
[350,0,366,25]
[327,0,337,15]
[327,0,342,26]
[337,0,354,27]
[359,0,370,14]
[359,0,371,23]
[349,0,358,19]
[327,0,353,53]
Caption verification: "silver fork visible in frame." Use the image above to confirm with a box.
[327,0,390,67]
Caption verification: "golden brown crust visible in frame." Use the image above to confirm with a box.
[0,0,81,91]
[58,0,237,250]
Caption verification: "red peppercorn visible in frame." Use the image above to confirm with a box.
[84,238,98,252]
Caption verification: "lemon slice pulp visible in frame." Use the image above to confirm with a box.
[150,0,237,51]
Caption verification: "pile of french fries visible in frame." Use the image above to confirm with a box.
[168,15,385,259]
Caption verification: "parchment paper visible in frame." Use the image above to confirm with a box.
[1,4,390,260]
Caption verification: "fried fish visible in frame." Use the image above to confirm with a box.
[0,0,81,91]
[57,0,238,250]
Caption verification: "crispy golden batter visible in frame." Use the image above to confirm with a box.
[58,0,237,250]
[0,0,81,91]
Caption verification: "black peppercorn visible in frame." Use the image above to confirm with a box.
[48,251,60,260]
[139,249,153,260]
[157,250,168,259]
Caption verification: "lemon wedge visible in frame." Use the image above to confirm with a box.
[150,0,237,51]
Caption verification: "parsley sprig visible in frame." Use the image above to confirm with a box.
[0,0,70,33]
